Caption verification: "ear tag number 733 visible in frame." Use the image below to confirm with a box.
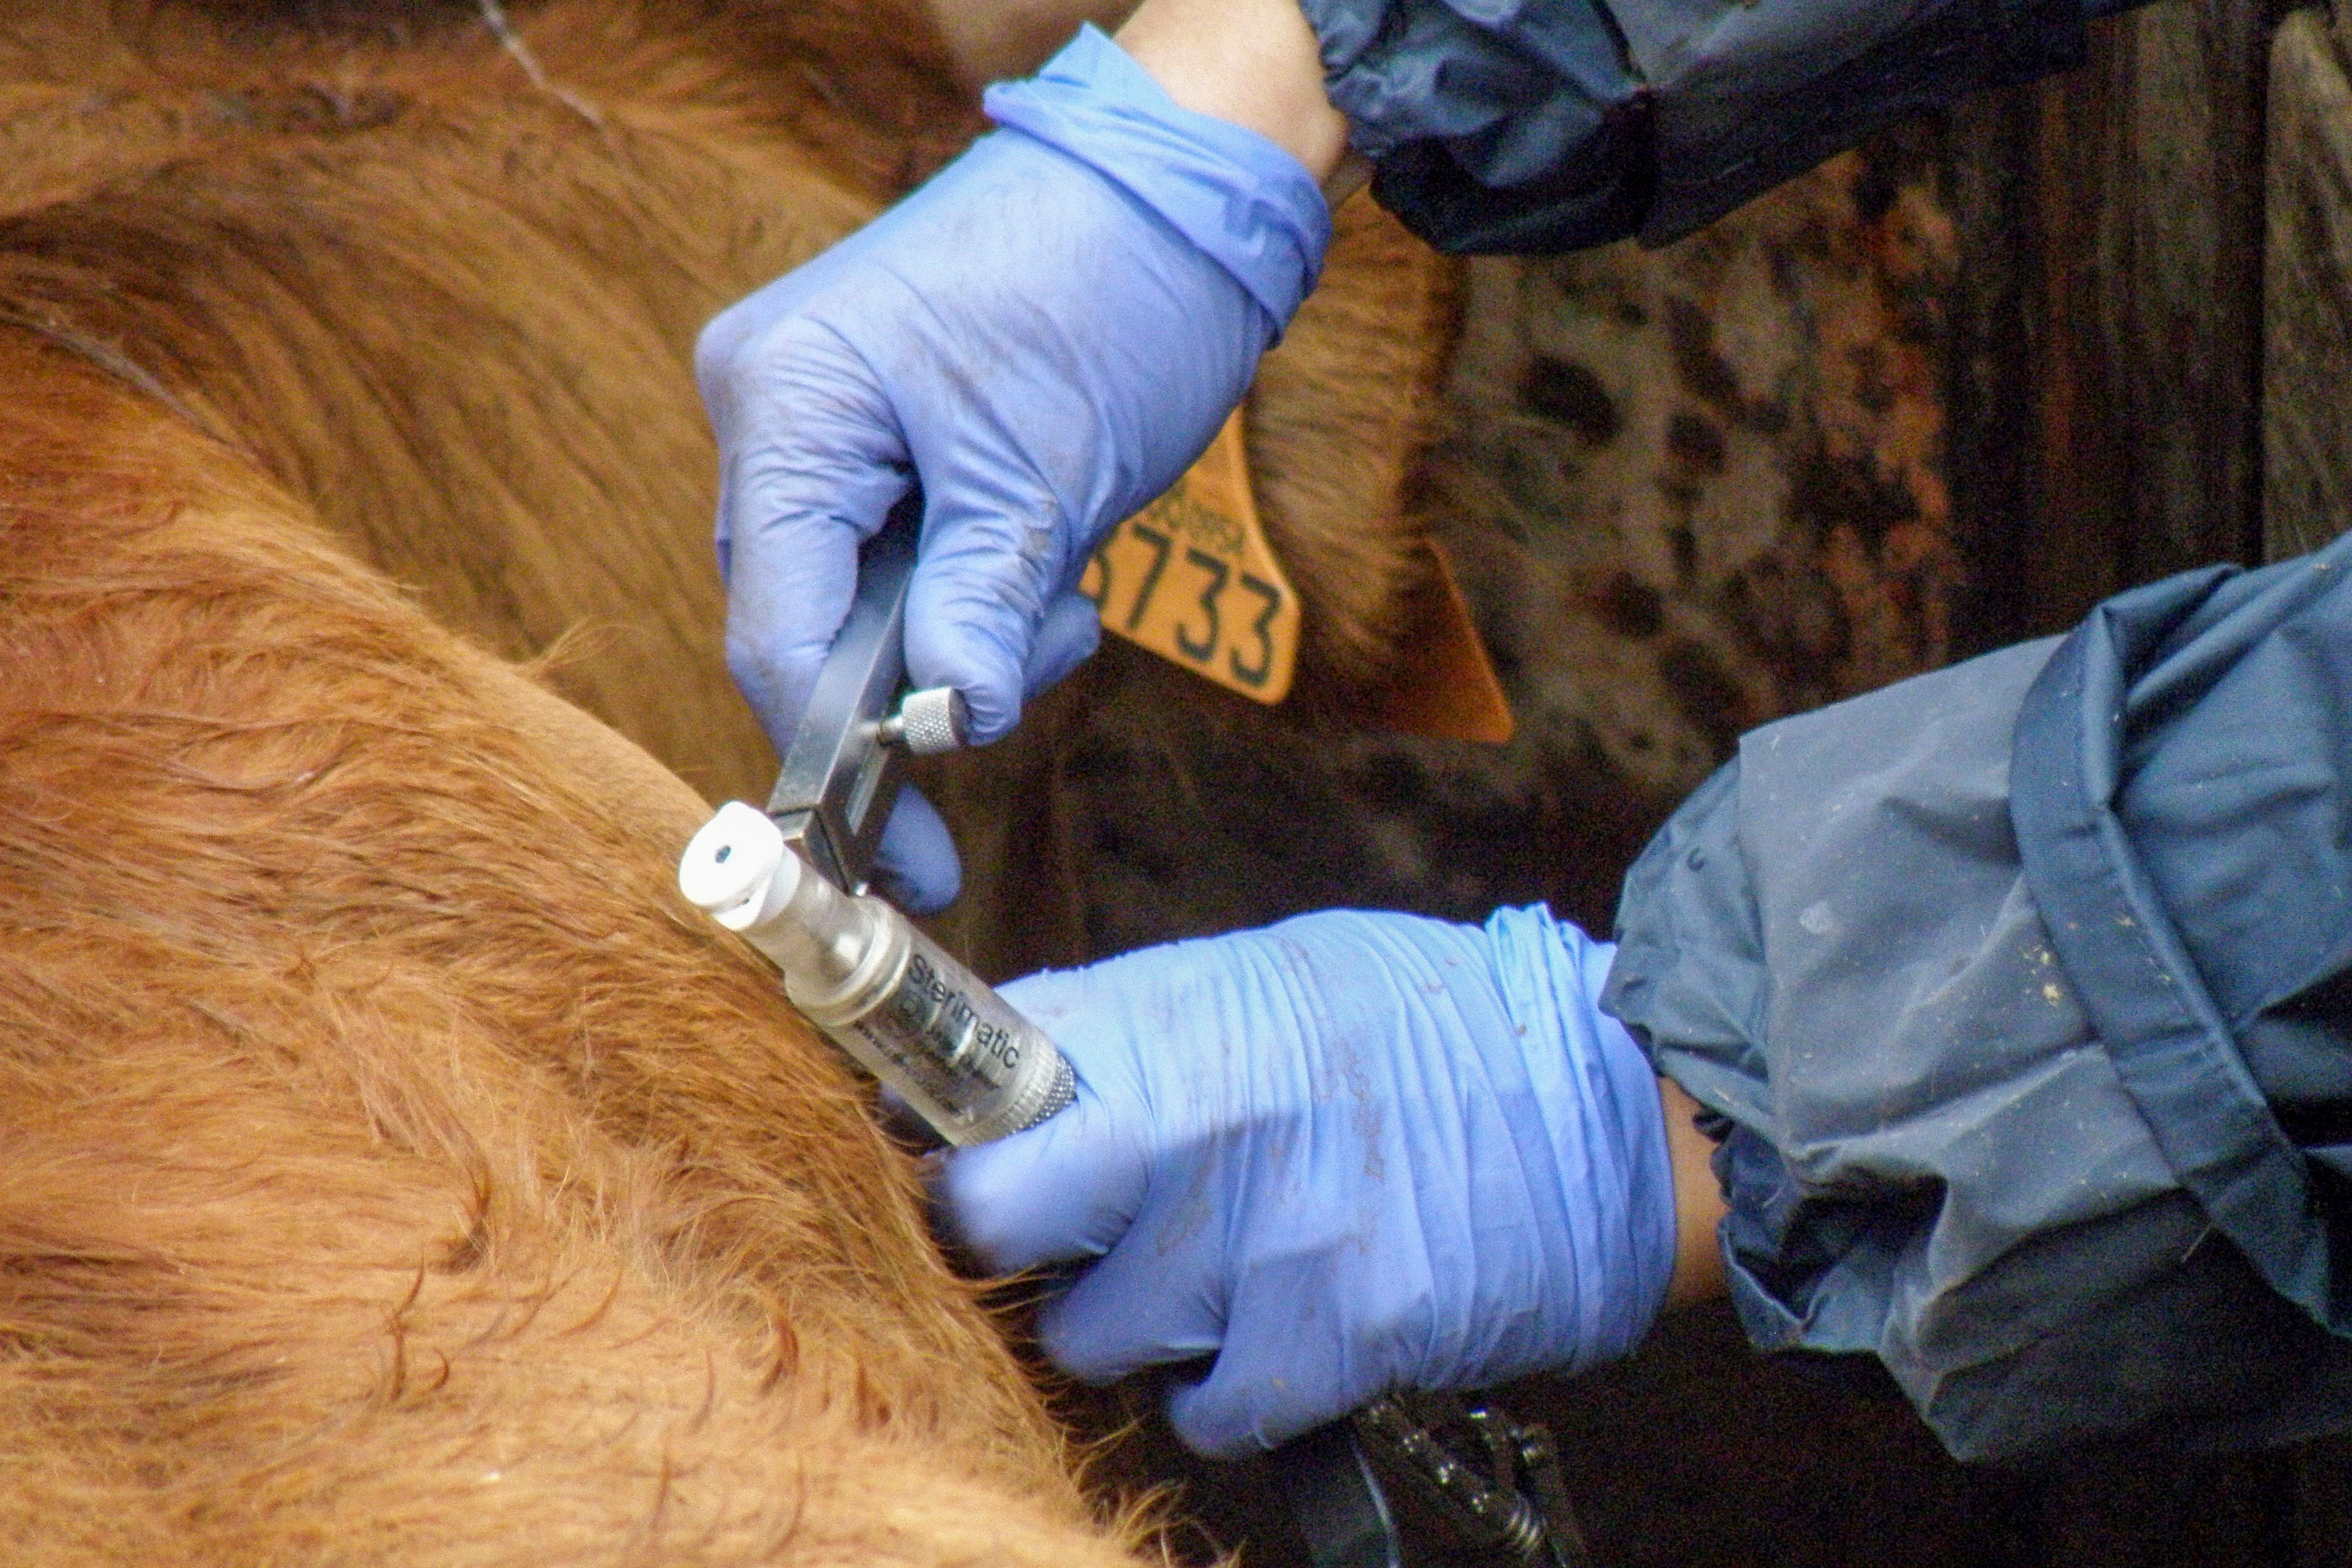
[1079,410,1301,704]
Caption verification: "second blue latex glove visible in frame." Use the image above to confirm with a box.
[697,27,1330,910]
[938,906,1679,1457]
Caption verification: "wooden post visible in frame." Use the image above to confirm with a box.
[1945,0,2275,651]
[2264,6,2352,560]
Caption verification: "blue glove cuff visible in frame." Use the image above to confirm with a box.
[1484,906,1679,1368]
[984,24,1333,331]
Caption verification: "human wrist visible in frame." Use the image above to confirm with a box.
[1655,1075,1729,1307]
[1114,0,1348,182]
[982,25,1332,330]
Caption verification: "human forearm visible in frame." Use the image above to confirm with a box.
[1116,0,1348,181]
[927,0,1348,182]
[1658,1076,1728,1306]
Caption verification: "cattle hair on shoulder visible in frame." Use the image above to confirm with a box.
[0,0,994,809]
[0,342,1152,1562]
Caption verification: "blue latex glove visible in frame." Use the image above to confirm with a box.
[696,26,1330,911]
[938,906,1679,1457]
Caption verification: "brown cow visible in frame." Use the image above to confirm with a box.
[0,1,1453,1558]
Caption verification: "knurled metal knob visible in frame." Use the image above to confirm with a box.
[880,686,969,755]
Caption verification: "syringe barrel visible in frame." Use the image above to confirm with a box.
[810,916,1076,1144]
[678,802,1074,1146]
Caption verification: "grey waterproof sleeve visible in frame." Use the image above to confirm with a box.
[1299,0,2114,253]
[1603,535,2352,1462]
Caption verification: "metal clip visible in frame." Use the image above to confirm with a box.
[1344,1392,1594,1568]
[764,497,967,894]
[1280,1392,1594,1568]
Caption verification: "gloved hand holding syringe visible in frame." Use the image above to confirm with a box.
[678,15,1697,1550]
[674,494,1687,1444]
[674,502,1678,1565]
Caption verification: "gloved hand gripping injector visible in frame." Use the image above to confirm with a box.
[673,505,1578,1568]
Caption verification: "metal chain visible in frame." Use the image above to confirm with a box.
[1350,1392,1595,1568]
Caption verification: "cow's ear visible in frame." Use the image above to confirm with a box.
[1246,192,1464,706]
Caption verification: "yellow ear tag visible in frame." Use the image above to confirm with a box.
[1081,410,1299,704]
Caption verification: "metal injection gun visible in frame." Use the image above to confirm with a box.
[675,501,1073,1145]
[674,502,1587,1568]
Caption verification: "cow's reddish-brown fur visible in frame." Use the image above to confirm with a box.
[0,0,966,807]
[0,338,1158,1562]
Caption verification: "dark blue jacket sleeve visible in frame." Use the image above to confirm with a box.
[1603,534,2352,1462]
[1299,0,2110,253]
